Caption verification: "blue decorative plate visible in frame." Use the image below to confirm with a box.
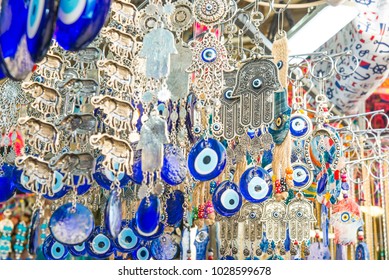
[0,0,34,80]
[86,227,114,259]
[114,221,141,253]
[291,163,313,191]
[105,189,122,239]
[28,209,41,255]
[151,234,179,260]
[133,195,165,240]
[0,163,16,202]
[55,0,112,51]
[161,144,187,186]
[93,156,131,190]
[290,114,312,139]
[166,190,184,227]
[27,0,59,62]
[132,243,151,260]
[239,167,272,203]
[69,242,87,257]
[49,203,94,245]
[187,138,227,181]
[212,181,242,217]
[42,235,69,260]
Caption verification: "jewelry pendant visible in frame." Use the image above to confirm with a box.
[111,0,139,30]
[165,0,194,35]
[193,0,229,27]
[97,59,135,94]
[260,199,287,243]
[290,113,312,140]
[101,27,139,60]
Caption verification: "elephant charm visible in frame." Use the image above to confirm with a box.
[97,59,134,93]
[90,133,133,175]
[101,27,138,59]
[59,114,97,143]
[73,47,102,70]
[36,54,67,83]
[50,153,94,187]
[111,0,138,28]
[18,117,60,154]
[15,156,55,196]
[91,95,135,132]
[21,82,61,115]
[58,78,99,107]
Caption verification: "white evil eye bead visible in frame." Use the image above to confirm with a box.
[224,89,233,99]
[133,246,151,260]
[212,123,222,135]
[295,211,303,219]
[251,78,262,89]
[193,125,202,135]
[201,47,217,63]
[290,114,311,139]
[341,212,350,222]
[27,0,58,62]
[239,167,272,203]
[188,138,227,181]
[50,241,68,260]
[55,0,111,51]
[212,181,242,217]
[116,227,139,253]
[291,164,313,191]
[272,211,280,219]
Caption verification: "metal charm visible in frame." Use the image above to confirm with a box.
[165,0,194,34]
[193,0,228,27]
[22,82,61,115]
[260,199,287,243]
[97,59,134,93]
[101,27,139,59]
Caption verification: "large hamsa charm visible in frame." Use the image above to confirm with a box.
[260,199,287,243]
[230,59,280,129]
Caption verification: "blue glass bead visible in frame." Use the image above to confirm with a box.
[151,234,178,260]
[105,189,122,239]
[134,195,164,240]
[355,242,369,260]
[187,138,227,181]
[42,235,69,260]
[201,47,217,63]
[114,221,140,253]
[0,163,16,202]
[317,173,328,195]
[43,171,69,200]
[161,144,187,186]
[166,190,184,227]
[239,167,272,203]
[49,203,94,245]
[28,210,41,255]
[290,114,311,139]
[26,0,58,62]
[69,242,87,257]
[93,156,131,190]
[11,168,32,194]
[64,175,91,195]
[132,244,151,260]
[55,0,112,51]
[86,227,114,259]
[292,164,313,190]
[0,0,34,80]
[212,181,242,217]
[341,182,350,191]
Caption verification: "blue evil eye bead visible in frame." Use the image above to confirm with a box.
[43,171,69,200]
[166,190,184,227]
[151,234,179,260]
[49,202,94,245]
[224,88,233,99]
[251,78,262,89]
[161,144,187,186]
[11,168,33,194]
[201,47,217,63]
[86,227,114,259]
[355,243,369,260]
[0,163,16,202]
[132,244,151,260]
[93,156,131,190]
[340,212,350,223]
[317,172,328,195]
[55,0,112,51]
[277,60,283,70]
[27,0,59,62]
[290,114,312,139]
[212,181,242,217]
[133,194,165,240]
[69,242,87,257]
[28,209,41,255]
[42,235,69,260]
[188,138,227,181]
[114,222,140,253]
[105,189,122,239]
[239,167,272,203]
[291,163,313,191]
[0,0,34,80]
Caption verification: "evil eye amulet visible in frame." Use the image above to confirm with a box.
[212,181,242,217]
[291,163,313,191]
[201,47,217,63]
[86,227,114,259]
[239,167,272,203]
[0,164,16,202]
[188,138,227,181]
[161,144,187,186]
[42,235,69,260]
[93,156,131,190]
[290,114,312,139]
[69,242,87,257]
[114,221,140,253]
[132,244,151,260]
[55,0,112,51]
[27,0,59,62]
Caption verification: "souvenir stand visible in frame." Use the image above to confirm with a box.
[0,0,388,261]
